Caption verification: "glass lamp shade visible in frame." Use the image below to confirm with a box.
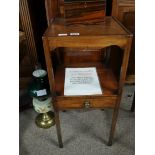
[28,69,50,99]
[33,97,53,113]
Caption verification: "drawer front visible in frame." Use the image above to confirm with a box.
[56,97,117,110]
[64,1,106,23]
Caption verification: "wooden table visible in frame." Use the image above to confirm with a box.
[42,16,133,148]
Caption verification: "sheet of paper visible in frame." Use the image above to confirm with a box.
[64,67,102,96]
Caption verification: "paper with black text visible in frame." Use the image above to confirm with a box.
[64,67,102,96]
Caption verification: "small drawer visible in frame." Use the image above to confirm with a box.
[56,96,117,110]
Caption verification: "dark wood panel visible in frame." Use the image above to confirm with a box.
[45,0,59,25]
[61,48,106,65]
[64,0,106,23]
[19,0,38,65]
[19,0,47,89]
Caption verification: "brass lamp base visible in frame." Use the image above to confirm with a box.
[35,111,55,129]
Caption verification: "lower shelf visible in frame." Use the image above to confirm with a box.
[54,62,119,97]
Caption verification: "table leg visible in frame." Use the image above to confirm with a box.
[108,106,119,146]
[55,110,63,148]
[107,95,121,146]
[107,37,133,146]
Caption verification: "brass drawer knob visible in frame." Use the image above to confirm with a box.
[84,100,90,109]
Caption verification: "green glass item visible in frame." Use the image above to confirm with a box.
[28,69,50,99]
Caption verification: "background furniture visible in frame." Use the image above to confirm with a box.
[62,0,106,23]
[19,0,48,111]
[19,0,47,89]
[19,0,38,89]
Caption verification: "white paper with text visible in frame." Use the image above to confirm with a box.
[64,67,102,96]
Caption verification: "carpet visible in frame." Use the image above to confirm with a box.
[19,85,135,155]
